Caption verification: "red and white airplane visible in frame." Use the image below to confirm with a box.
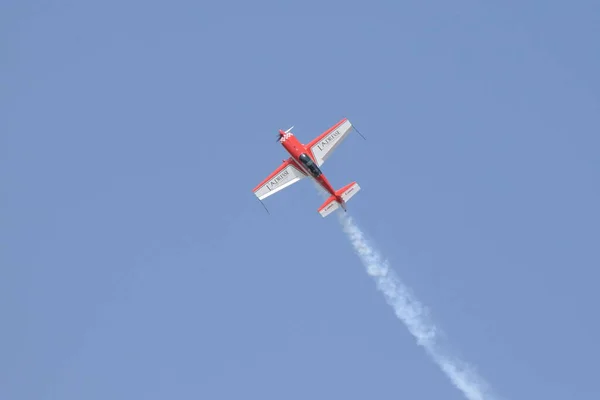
[252,118,363,217]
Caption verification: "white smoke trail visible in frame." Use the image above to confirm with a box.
[338,212,499,400]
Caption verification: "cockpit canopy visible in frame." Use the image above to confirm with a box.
[299,153,322,178]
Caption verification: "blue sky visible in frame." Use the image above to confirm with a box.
[2,1,599,399]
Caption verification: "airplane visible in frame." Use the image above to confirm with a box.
[252,118,365,217]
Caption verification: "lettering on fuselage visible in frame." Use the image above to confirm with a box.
[267,168,289,191]
[316,129,342,151]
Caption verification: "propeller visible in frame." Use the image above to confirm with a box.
[275,126,294,143]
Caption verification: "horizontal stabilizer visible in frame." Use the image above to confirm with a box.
[336,181,360,202]
[318,196,339,218]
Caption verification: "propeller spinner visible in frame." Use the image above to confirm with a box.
[275,126,294,143]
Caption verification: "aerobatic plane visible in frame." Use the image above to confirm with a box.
[252,118,364,217]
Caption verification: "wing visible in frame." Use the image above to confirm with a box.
[306,118,354,167]
[252,158,307,200]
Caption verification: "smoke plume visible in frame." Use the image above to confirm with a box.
[338,212,500,400]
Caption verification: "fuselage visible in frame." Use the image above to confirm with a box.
[278,129,339,200]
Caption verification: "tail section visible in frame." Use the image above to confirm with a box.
[317,181,361,218]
